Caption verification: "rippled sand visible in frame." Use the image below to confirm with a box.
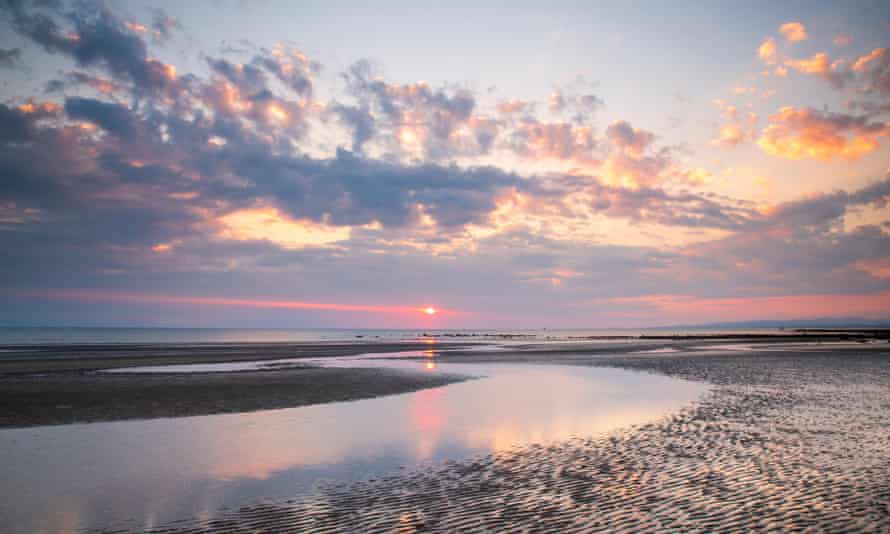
[121,346,890,533]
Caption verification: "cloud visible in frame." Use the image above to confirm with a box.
[2,0,888,326]
[3,1,179,97]
[547,90,602,122]
[216,206,352,249]
[253,44,320,98]
[833,35,852,46]
[711,101,758,149]
[852,47,889,95]
[853,48,886,72]
[757,106,889,161]
[758,177,890,231]
[758,37,777,64]
[501,116,689,189]
[775,46,887,96]
[783,52,851,88]
[339,60,492,160]
[150,8,181,41]
[64,97,139,137]
[605,120,655,156]
[596,291,890,323]
[332,103,375,152]
[497,100,529,114]
[648,177,890,302]
[46,71,128,96]
[779,22,807,42]
[713,124,746,149]
[506,118,595,162]
[598,120,681,188]
[0,47,21,68]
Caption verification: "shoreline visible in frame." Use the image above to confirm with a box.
[0,341,471,374]
[2,334,889,429]
[140,342,890,533]
[0,366,470,428]
[3,338,890,531]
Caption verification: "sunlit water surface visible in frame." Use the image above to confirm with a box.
[0,354,707,533]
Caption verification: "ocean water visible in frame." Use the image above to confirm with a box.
[0,326,790,345]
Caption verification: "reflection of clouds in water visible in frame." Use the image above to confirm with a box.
[411,388,446,433]
[410,387,447,459]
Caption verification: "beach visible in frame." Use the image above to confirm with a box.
[0,342,472,427]
[148,340,890,533]
[1,334,889,532]
[5,1,890,531]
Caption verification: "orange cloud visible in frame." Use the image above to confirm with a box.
[833,34,852,46]
[125,21,148,33]
[497,100,528,114]
[783,52,850,87]
[16,101,62,116]
[851,47,889,95]
[217,206,351,249]
[712,103,758,149]
[509,120,595,161]
[714,124,746,149]
[757,106,889,161]
[779,22,807,42]
[785,52,832,75]
[758,37,777,64]
[853,47,886,72]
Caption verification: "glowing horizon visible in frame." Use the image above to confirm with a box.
[10,290,458,318]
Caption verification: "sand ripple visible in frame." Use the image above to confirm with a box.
[102,349,890,533]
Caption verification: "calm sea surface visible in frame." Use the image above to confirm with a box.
[0,326,789,345]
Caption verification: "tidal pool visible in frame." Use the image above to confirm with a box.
[0,354,707,533]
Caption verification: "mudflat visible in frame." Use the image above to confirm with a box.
[137,341,890,533]
[0,341,466,373]
[0,342,470,427]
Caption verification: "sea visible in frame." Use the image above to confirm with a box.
[0,326,791,345]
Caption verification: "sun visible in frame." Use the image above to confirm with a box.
[422,306,437,315]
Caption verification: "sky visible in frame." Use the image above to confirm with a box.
[0,0,889,328]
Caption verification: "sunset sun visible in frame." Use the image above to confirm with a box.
[423,306,437,316]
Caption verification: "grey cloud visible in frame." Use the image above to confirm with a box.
[0,103,37,141]
[0,47,22,68]
[755,177,890,232]
[667,178,890,297]
[207,57,267,93]
[4,0,176,96]
[150,8,180,41]
[341,60,486,159]
[64,97,138,136]
[332,103,375,152]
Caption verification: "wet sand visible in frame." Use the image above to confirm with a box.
[0,342,472,427]
[0,341,468,374]
[136,342,890,533]
[0,366,470,428]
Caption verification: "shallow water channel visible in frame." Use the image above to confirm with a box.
[0,351,707,533]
